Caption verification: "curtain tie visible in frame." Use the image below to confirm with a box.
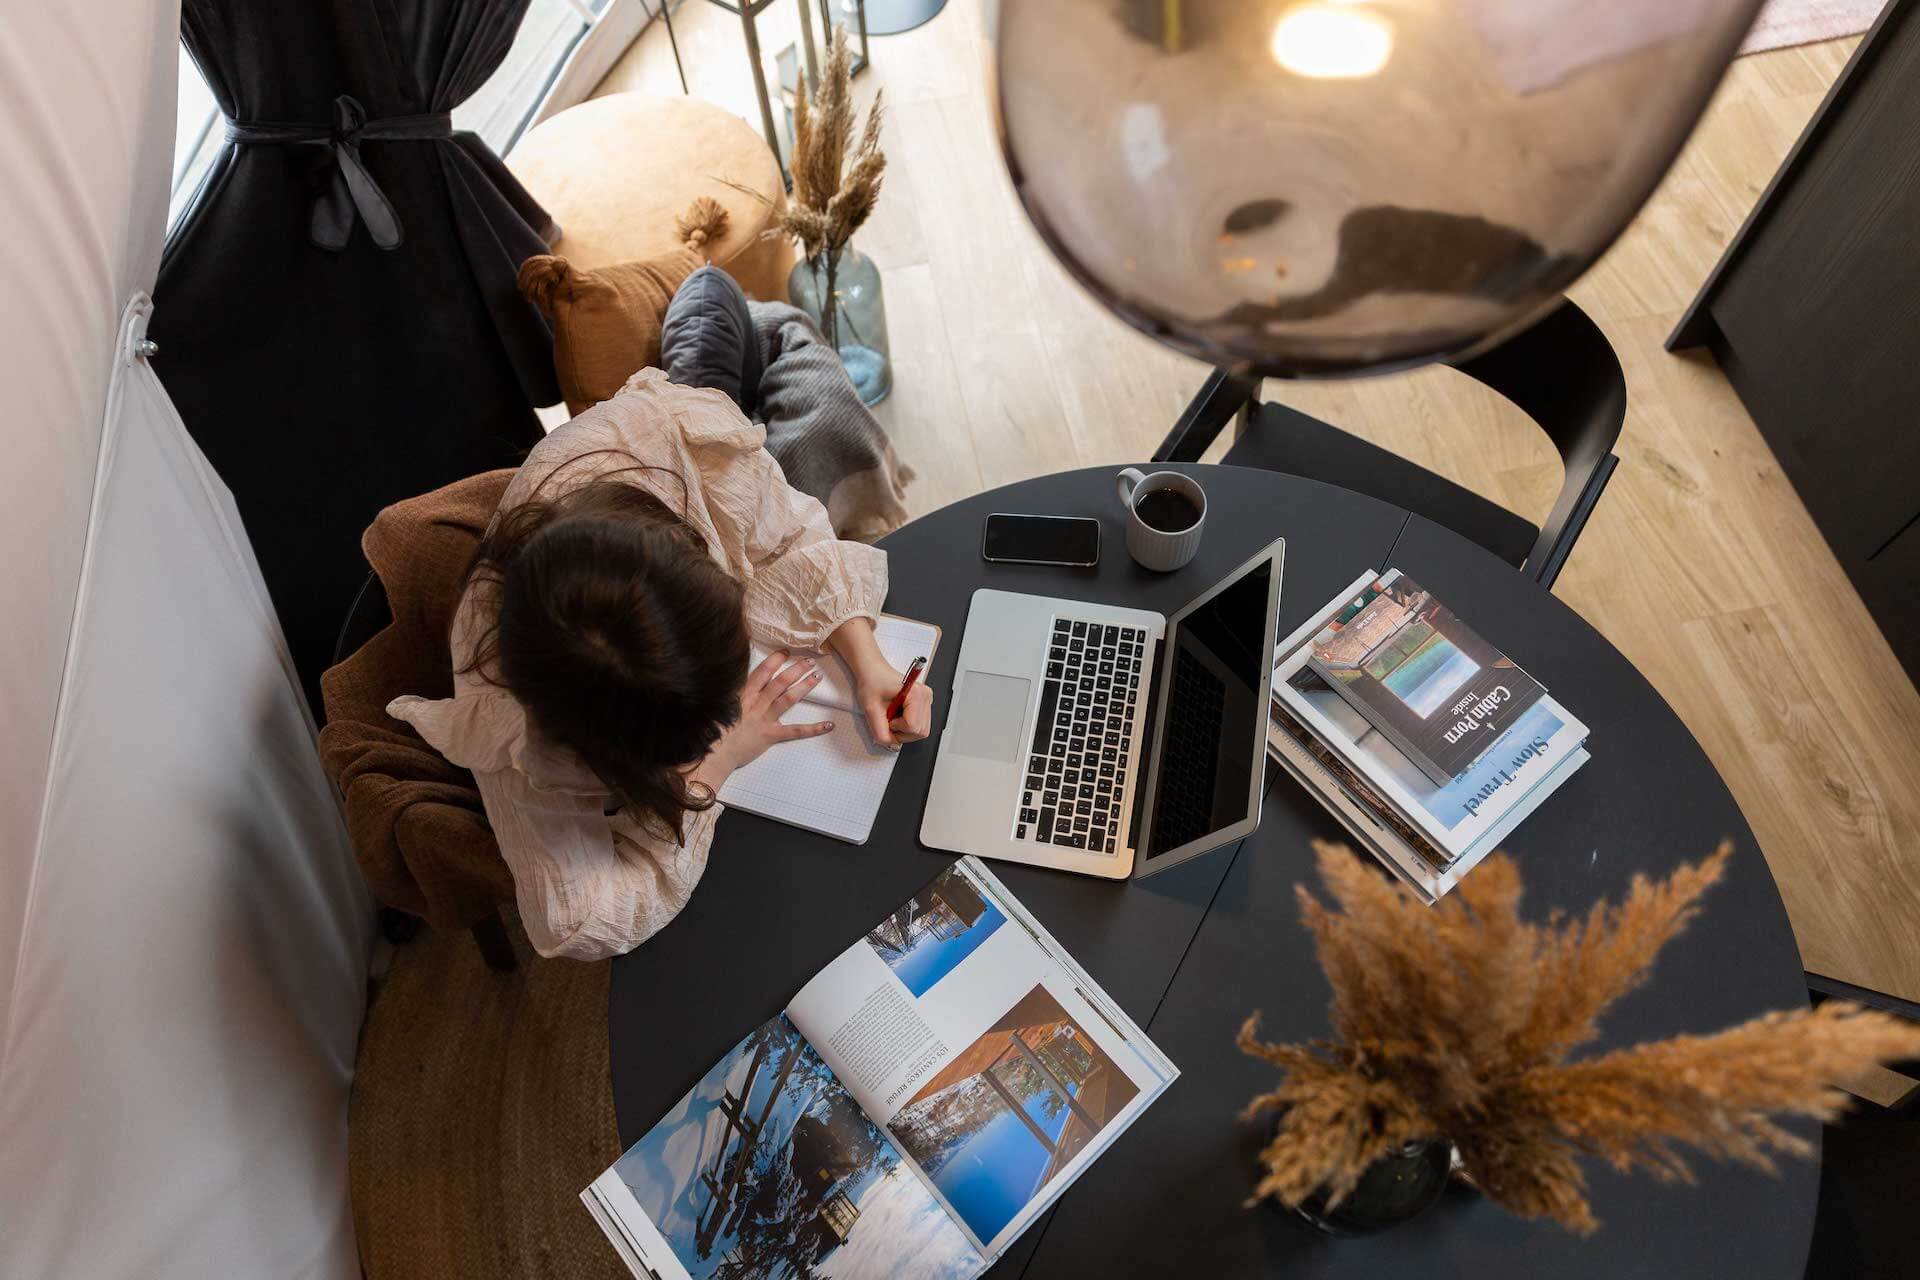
[225,95,453,252]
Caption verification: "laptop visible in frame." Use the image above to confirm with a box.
[921,538,1284,880]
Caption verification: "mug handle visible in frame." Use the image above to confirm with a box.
[1116,467,1145,508]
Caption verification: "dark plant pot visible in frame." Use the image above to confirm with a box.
[1284,1138,1454,1236]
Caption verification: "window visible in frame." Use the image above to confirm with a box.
[168,45,225,228]
[167,0,616,230]
[454,0,615,153]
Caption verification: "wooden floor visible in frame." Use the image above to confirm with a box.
[597,6,1920,1005]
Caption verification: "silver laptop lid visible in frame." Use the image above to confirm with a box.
[1130,537,1285,878]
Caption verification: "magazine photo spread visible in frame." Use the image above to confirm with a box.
[583,859,1177,1280]
[1305,570,1546,785]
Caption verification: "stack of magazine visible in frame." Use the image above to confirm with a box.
[1268,569,1589,902]
[584,858,1176,1279]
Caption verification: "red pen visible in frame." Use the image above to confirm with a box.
[887,656,928,721]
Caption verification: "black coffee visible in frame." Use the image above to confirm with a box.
[1135,488,1201,533]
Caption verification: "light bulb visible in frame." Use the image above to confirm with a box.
[1270,4,1394,79]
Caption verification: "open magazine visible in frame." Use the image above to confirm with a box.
[583,858,1177,1279]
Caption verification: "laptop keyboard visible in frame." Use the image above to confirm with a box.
[1014,618,1148,854]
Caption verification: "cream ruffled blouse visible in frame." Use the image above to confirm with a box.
[389,369,887,960]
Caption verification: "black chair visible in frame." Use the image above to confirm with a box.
[334,571,518,973]
[1154,298,1625,591]
[331,570,389,676]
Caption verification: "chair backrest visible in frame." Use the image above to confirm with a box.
[1156,297,1624,591]
[1448,299,1625,588]
[333,569,392,669]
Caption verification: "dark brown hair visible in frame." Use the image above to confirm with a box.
[461,457,750,839]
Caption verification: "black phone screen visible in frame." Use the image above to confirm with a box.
[981,513,1102,566]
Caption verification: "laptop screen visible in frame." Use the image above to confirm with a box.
[1141,555,1276,863]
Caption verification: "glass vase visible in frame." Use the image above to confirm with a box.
[789,242,892,407]
[1282,1137,1454,1236]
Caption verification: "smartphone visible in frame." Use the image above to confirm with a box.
[981,513,1102,567]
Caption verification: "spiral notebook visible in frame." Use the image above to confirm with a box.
[718,614,941,843]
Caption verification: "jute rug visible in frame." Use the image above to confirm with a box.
[1743,0,1888,53]
[349,911,628,1280]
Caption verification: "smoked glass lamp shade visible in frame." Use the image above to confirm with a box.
[993,0,1764,377]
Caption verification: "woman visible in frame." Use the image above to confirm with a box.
[389,368,933,960]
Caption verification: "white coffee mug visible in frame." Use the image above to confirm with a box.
[1116,468,1206,572]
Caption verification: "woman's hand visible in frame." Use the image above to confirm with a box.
[828,619,934,748]
[854,660,933,748]
[689,652,833,793]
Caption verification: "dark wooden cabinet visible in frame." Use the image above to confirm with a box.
[1671,0,1920,684]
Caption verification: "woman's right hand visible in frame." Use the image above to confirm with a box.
[697,652,835,784]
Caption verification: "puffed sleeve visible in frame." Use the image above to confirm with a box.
[390,656,723,961]
[472,765,722,961]
[697,439,889,651]
[574,371,890,651]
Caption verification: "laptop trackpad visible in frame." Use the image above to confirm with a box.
[949,671,1032,763]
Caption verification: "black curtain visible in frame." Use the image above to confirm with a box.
[154,0,561,714]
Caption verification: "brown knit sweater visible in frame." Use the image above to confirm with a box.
[318,470,516,927]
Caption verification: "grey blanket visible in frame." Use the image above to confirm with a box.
[750,301,914,544]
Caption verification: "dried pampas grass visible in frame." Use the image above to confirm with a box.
[1241,839,1920,1234]
[784,29,884,262]
[777,29,884,348]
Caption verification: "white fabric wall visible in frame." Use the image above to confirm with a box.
[0,0,178,1032]
[0,4,375,1277]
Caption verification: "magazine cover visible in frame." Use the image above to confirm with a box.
[1283,663,1584,860]
[1275,573,1588,864]
[1306,570,1545,785]
[1269,695,1590,903]
[583,860,1177,1280]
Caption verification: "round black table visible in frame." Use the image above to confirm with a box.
[608,465,1816,1279]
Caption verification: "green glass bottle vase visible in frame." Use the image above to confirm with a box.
[789,243,892,407]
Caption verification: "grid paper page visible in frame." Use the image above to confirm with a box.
[748,615,941,715]
[717,707,899,843]
[723,616,940,843]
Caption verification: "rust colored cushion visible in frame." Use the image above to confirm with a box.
[518,249,702,416]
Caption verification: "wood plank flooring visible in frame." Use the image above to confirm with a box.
[595,7,1920,1004]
